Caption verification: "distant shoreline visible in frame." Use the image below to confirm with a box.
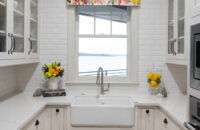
[79,52,126,56]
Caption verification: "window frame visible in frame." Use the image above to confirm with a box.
[67,6,139,85]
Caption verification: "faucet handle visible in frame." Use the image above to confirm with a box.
[104,83,110,92]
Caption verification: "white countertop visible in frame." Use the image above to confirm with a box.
[0,86,188,130]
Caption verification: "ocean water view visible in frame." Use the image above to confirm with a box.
[79,55,127,76]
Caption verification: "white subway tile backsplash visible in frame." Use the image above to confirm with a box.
[0,0,181,96]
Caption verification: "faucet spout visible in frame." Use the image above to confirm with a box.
[96,67,109,96]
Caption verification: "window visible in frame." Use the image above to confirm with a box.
[67,6,139,84]
[78,6,128,77]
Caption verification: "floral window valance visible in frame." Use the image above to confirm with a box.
[66,0,140,6]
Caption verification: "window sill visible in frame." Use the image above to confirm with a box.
[65,82,139,87]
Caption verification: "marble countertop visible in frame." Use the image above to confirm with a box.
[0,86,188,130]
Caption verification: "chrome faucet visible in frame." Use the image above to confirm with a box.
[96,67,109,96]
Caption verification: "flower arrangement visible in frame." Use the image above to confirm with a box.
[147,72,162,88]
[42,62,64,79]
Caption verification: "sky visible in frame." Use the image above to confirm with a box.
[79,15,127,55]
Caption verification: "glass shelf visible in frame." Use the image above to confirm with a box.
[13,33,23,38]
[31,3,37,21]
[32,41,37,53]
[13,14,24,36]
[30,17,37,23]
[31,0,37,7]
[14,0,24,14]
[14,9,24,16]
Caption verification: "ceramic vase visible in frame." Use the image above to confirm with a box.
[48,77,59,90]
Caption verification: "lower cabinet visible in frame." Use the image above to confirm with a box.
[22,106,67,130]
[137,108,155,130]
[136,107,184,130]
[22,106,184,130]
[155,109,182,130]
[22,108,51,130]
[50,106,68,130]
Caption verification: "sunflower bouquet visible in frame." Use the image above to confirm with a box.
[147,72,162,88]
[42,62,64,79]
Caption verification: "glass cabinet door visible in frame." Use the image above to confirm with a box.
[168,0,176,55]
[13,0,25,54]
[0,0,7,54]
[177,0,185,54]
[29,0,38,54]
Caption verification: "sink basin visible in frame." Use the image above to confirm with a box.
[71,96,134,127]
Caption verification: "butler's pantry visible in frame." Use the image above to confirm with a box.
[0,0,200,130]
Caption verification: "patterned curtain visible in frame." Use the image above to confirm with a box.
[66,0,140,6]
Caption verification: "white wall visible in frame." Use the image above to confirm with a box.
[138,0,180,93]
[22,0,68,91]
[0,66,17,98]
[0,0,181,95]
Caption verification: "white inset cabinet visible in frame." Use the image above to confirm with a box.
[27,0,39,58]
[155,109,182,130]
[136,107,184,130]
[22,108,51,130]
[21,106,68,130]
[166,0,188,65]
[0,0,39,66]
[50,106,68,130]
[137,108,154,130]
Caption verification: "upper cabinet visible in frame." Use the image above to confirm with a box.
[166,0,188,65]
[0,0,39,66]
[12,0,25,58]
[28,0,39,58]
[0,0,10,59]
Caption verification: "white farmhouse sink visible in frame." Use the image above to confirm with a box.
[71,96,134,127]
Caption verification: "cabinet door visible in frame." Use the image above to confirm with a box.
[0,0,12,59]
[27,0,39,58]
[11,0,26,59]
[51,107,66,130]
[176,0,185,59]
[159,110,181,130]
[167,0,177,59]
[22,108,51,130]
[140,109,154,130]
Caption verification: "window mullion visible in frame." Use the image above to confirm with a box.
[94,7,96,35]
[78,35,128,38]
[110,6,112,35]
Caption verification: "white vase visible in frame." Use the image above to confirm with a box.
[48,77,59,90]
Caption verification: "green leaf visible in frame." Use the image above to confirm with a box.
[156,79,161,84]
[45,64,48,68]
[147,79,152,83]
[44,74,48,79]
